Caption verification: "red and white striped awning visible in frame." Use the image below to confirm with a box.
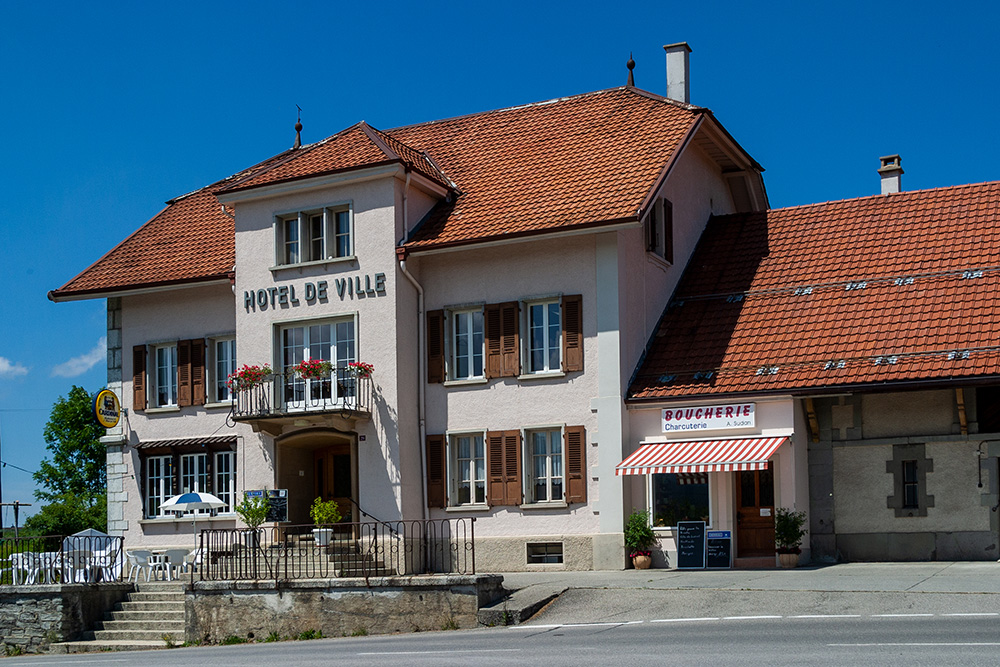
[615,436,789,475]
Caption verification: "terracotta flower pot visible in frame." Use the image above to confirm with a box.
[632,554,652,569]
[778,552,799,569]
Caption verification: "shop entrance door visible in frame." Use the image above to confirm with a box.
[736,469,775,557]
[314,444,355,524]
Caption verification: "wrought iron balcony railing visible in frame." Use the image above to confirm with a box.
[231,368,372,422]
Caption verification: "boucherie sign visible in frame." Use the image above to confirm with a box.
[661,403,755,433]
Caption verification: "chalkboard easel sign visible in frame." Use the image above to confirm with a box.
[706,530,732,569]
[676,521,707,569]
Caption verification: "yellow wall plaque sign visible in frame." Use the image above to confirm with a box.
[93,389,121,428]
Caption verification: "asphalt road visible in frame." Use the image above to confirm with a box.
[9,615,1000,667]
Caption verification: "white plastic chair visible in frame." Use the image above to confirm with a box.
[10,552,40,585]
[184,547,205,573]
[62,549,93,583]
[163,549,191,581]
[127,549,153,582]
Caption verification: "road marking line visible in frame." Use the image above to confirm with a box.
[357,649,522,655]
[722,615,783,620]
[871,613,935,617]
[943,612,1000,617]
[789,614,862,619]
[829,643,1000,647]
[650,617,721,623]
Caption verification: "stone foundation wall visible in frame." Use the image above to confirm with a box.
[0,584,132,652]
[186,575,504,642]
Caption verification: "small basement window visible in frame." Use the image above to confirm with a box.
[526,542,563,564]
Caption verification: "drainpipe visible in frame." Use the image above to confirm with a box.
[397,169,429,522]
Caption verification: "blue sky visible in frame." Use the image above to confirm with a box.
[1,1,998,524]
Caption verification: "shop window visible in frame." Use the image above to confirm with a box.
[651,472,710,528]
[145,455,175,517]
[275,205,352,267]
[886,444,934,517]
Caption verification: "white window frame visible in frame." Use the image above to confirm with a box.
[210,336,237,403]
[214,451,236,514]
[153,343,178,407]
[274,204,353,267]
[447,431,487,507]
[179,452,210,515]
[278,316,357,410]
[524,298,562,374]
[145,455,175,518]
[448,308,485,381]
[524,426,565,504]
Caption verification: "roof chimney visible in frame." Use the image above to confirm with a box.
[878,154,903,194]
[663,42,692,103]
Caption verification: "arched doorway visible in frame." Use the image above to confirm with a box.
[275,428,358,525]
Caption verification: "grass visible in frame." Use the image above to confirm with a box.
[350,627,368,637]
[220,635,248,645]
[296,629,323,640]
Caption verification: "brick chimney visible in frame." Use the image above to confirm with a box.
[878,155,903,194]
[663,42,691,103]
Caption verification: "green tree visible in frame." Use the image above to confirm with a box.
[24,386,107,535]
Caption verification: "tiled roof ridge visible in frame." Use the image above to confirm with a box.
[384,85,702,134]
[361,124,456,190]
[729,178,1000,219]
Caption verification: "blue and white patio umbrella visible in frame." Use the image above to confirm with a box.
[161,492,228,548]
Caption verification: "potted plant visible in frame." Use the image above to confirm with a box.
[774,507,807,568]
[310,497,342,547]
[624,509,657,569]
[227,363,273,392]
[293,358,333,380]
[235,493,270,549]
[347,361,374,379]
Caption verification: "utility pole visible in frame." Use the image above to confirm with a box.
[0,502,30,539]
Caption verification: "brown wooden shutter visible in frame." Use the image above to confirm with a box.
[499,302,520,377]
[132,345,147,411]
[565,425,587,503]
[487,430,505,506]
[663,199,674,263]
[190,338,206,406]
[484,304,502,379]
[502,430,522,505]
[177,339,192,407]
[562,294,583,372]
[426,310,445,383]
[426,434,446,508]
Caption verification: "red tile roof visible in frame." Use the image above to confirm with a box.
[52,87,703,298]
[629,181,1000,400]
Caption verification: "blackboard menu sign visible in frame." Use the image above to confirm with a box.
[266,489,288,523]
[676,521,706,569]
[706,530,732,569]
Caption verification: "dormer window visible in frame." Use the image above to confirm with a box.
[646,198,673,263]
[275,204,353,267]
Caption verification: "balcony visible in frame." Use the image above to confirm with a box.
[231,368,373,435]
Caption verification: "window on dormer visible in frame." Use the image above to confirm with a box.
[275,205,352,267]
[645,198,673,263]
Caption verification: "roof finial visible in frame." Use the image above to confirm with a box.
[627,52,635,87]
[293,105,303,149]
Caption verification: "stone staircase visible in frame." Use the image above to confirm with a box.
[50,581,186,653]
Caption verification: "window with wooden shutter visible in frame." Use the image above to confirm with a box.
[132,345,147,411]
[426,310,445,383]
[189,338,206,406]
[561,294,583,372]
[487,431,505,506]
[502,430,522,505]
[647,200,659,251]
[426,434,446,508]
[500,302,519,377]
[564,425,587,503]
[484,304,502,379]
[177,339,192,407]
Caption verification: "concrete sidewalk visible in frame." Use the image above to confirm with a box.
[477,561,1000,625]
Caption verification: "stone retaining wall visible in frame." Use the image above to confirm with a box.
[187,575,504,642]
[0,584,132,652]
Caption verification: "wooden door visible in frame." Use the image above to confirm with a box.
[314,444,354,524]
[736,469,775,557]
